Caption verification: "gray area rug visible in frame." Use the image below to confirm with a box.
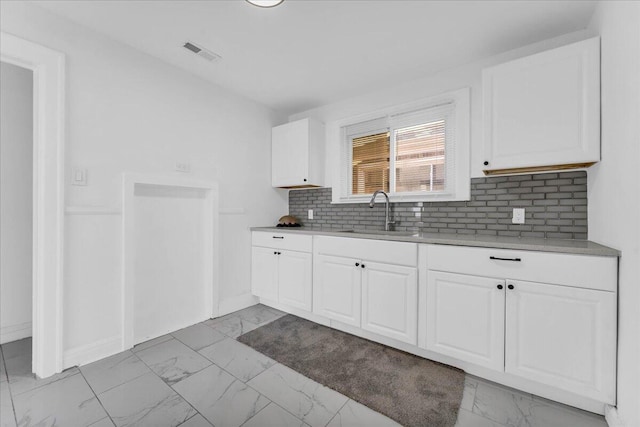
[238,315,465,427]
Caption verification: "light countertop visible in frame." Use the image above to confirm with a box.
[250,226,620,257]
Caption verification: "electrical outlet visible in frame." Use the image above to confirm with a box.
[512,208,525,224]
[308,209,314,220]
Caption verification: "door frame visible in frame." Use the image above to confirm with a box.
[1,32,66,378]
[122,173,219,349]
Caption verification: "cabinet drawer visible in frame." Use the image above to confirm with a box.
[314,236,417,267]
[252,231,312,252]
[425,244,616,292]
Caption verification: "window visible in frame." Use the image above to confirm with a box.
[337,88,470,203]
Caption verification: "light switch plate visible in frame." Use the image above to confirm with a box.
[308,209,314,219]
[72,168,87,186]
[512,208,525,224]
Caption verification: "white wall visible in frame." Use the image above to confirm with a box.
[1,2,288,365]
[289,30,598,183]
[0,62,33,344]
[588,2,640,426]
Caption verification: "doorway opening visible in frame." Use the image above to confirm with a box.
[0,61,34,378]
[0,32,65,379]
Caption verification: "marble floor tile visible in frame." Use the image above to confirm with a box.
[524,396,608,427]
[131,334,173,354]
[177,414,212,427]
[98,372,196,427]
[80,350,150,394]
[135,339,211,385]
[248,364,348,427]
[198,337,275,382]
[6,357,80,397]
[0,339,31,361]
[171,323,225,351]
[1,381,16,427]
[455,409,504,427]
[0,349,7,383]
[471,379,537,426]
[172,364,269,427]
[460,376,479,411]
[205,316,259,339]
[326,399,401,427]
[242,402,308,427]
[235,304,287,326]
[12,371,107,427]
[89,417,116,427]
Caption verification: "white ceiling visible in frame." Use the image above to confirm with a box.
[34,0,597,115]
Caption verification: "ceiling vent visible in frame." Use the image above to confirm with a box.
[183,41,221,62]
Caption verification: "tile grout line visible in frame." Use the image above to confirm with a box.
[132,346,205,426]
[324,398,350,427]
[0,345,19,427]
[77,368,117,427]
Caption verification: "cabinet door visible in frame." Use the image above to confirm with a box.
[483,37,599,172]
[251,246,278,301]
[313,254,361,326]
[425,271,505,370]
[278,250,312,311]
[505,280,616,403]
[361,262,417,344]
[272,119,309,187]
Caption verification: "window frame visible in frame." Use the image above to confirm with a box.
[332,88,470,204]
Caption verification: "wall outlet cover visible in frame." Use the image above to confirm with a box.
[512,208,525,224]
[308,209,314,219]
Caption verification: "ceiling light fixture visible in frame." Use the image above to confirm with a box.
[246,0,284,8]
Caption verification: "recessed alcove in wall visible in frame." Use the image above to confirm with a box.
[122,174,219,349]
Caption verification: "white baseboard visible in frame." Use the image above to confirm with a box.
[0,322,32,344]
[605,405,624,427]
[217,293,258,317]
[63,335,121,368]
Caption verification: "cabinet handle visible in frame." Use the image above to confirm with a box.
[490,256,521,262]
[497,284,503,290]
[484,161,489,166]
[508,284,515,290]
[361,264,365,268]
[355,262,360,267]
[272,236,284,239]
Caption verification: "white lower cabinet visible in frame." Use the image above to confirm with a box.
[313,237,418,344]
[362,262,418,344]
[251,246,279,301]
[278,251,312,311]
[422,244,618,405]
[425,271,505,370]
[251,232,312,311]
[313,254,361,326]
[505,279,616,402]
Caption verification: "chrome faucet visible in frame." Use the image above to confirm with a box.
[369,190,395,231]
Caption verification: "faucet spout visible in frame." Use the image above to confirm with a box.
[369,190,394,231]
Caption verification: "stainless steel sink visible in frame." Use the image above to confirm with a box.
[336,229,419,237]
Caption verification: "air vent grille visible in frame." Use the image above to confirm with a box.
[183,41,221,62]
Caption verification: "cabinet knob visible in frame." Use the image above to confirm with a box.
[355,262,360,267]
[273,251,277,255]
[303,178,307,182]
[483,161,489,166]
[508,284,515,290]
[361,264,365,268]
[497,284,503,290]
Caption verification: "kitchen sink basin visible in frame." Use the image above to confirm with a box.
[336,229,419,237]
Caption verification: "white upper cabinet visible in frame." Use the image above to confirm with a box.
[482,37,600,175]
[272,118,325,188]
